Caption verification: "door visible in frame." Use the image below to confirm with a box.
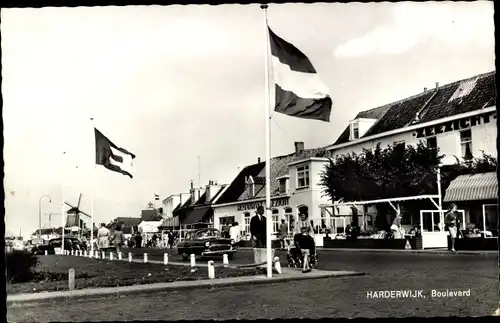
[420,209,465,249]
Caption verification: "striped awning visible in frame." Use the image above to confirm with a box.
[444,172,497,202]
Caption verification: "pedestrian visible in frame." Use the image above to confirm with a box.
[250,206,267,248]
[97,223,110,251]
[278,219,288,250]
[167,231,174,249]
[111,224,125,254]
[229,222,241,245]
[390,213,402,239]
[222,223,231,239]
[294,207,315,273]
[152,233,158,248]
[134,232,142,248]
[445,203,460,252]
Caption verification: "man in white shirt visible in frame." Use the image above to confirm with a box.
[229,222,240,246]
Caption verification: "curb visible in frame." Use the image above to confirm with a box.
[237,247,496,255]
[7,269,365,305]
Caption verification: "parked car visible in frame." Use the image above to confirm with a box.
[33,237,87,255]
[177,228,237,260]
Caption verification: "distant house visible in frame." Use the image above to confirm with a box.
[108,217,142,234]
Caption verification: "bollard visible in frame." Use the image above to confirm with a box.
[273,256,282,274]
[208,260,215,279]
[68,268,75,290]
[144,253,148,263]
[80,250,83,256]
[128,252,132,262]
[45,250,48,256]
[118,252,122,260]
[84,250,87,257]
[110,252,114,261]
[164,253,168,265]
[101,251,105,259]
[95,250,99,258]
[71,250,74,256]
[190,254,196,267]
[223,254,229,267]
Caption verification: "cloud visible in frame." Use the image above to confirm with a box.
[334,1,494,58]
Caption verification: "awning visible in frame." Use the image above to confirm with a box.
[444,172,497,202]
[182,206,211,225]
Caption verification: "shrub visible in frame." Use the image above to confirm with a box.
[6,249,39,283]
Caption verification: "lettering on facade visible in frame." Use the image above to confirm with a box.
[413,112,496,139]
[236,197,290,211]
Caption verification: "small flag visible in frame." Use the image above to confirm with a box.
[268,27,332,122]
[154,194,160,201]
[95,128,135,178]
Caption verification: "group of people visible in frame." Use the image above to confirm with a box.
[249,205,316,273]
[96,223,125,253]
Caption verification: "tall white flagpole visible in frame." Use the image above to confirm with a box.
[61,151,66,254]
[90,118,96,256]
[261,3,273,278]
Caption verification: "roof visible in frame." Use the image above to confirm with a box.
[113,217,142,226]
[334,71,496,145]
[216,147,332,204]
[192,185,228,206]
[443,172,497,202]
[141,209,162,221]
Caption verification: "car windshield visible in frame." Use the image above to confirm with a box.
[195,230,221,239]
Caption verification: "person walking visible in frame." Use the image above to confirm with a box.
[167,231,174,249]
[110,224,125,254]
[250,206,267,248]
[445,203,460,252]
[97,223,110,252]
[134,232,143,248]
[390,213,403,239]
[294,207,315,273]
[278,219,288,250]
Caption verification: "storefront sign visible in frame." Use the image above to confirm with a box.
[413,112,496,139]
[237,197,290,211]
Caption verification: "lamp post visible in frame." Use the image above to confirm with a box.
[39,194,52,237]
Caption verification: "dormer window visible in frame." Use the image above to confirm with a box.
[277,175,290,194]
[247,176,255,198]
[350,121,360,140]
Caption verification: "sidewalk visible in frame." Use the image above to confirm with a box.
[238,247,497,255]
[7,268,364,305]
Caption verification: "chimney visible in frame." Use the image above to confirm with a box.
[294,141,305,155]
[190,180,194,190]
[435,82,439,90]
[258,157,261,163]
[423,87,427,92]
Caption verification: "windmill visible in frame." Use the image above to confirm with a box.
[65,193,91,238]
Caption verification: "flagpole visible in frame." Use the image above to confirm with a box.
[261,3,273,278]
[90,118,96,256]
[61,151,66,254]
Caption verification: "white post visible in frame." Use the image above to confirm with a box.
[95,250,99,258]
[273,256,281,274]
[84,250,87,257]
[223,254,229,267]
[164,253,168,265]
[61,151,66,254]
[109,252,113,260]
[144,253,148,263]
[90,119,96,257]
[128,252,132,262]
[208,260,215,279]
[71,250,74,256]
[482,204,487,235]
[261,3,273,279]
[79,250,83,256]
[45,250,48,256]
[68,268,75,290]
[118,252,122,260]
[190,254,196,267]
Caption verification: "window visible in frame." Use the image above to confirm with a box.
[297,165,310,188]
[460,130,473,160]
[426,137,437,149]
[284,207,293,234]
[351,121,360,140]
[272,209,280,233]
[279,178,287,193]
[244,212,251,234]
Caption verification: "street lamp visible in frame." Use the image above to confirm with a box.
[39,194,52,237]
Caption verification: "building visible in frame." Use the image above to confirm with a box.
[162,193,191,219]
[171,180,227,232]
[107,217,142,235]
[212,142,334,246]
[322,70,497,245]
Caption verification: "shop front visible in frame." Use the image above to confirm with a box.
[443,172,498,250]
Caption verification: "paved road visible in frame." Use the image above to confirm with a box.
[8,250,498,320]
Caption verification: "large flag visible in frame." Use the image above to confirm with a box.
[268,27,332,122]
[95,128,135,178]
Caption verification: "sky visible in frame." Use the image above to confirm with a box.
[2,2,495,238]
